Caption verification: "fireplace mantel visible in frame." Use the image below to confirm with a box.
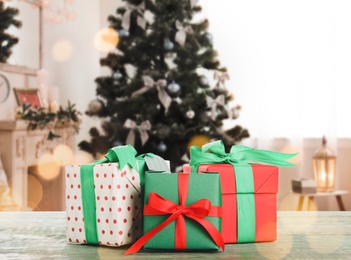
[0,120,75,210]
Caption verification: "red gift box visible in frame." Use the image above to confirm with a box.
[184,163,278,244]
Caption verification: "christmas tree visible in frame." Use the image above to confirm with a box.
[0,1,22,63]
[79,0,249,170]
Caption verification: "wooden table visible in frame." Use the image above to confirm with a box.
[295,190,349,211]
[0,211,350,259]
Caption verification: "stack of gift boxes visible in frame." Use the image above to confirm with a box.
[65,140,296,255]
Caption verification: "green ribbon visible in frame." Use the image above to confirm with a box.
[80,145,139,244]
[189,140,297,243]
[189,140,297,172]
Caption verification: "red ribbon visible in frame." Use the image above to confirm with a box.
[124,174,224,256]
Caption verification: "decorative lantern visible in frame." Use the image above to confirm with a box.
[313,136,336,192]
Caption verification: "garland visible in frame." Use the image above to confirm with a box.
[19,101,81,140]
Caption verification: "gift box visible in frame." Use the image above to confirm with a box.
[186,163,278,244]
[65,145,170,247]
[66,162,142,246]
[187,140,296,244]
[291,179,317,194]
[123,172,224,255]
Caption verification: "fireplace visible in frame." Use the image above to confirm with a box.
[0,120,75,211]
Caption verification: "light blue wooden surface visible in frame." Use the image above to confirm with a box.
[0,211,350,259]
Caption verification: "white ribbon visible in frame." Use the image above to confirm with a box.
[122,1,147,31]
[175,20,193,47]
[132,76,172,111]
[214,71,230,88]
[123,119,151,146]
[206,95,225,120]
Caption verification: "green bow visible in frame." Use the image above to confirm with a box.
[189,140,297,172]
[80,144,141,244]
[104,144,139,169]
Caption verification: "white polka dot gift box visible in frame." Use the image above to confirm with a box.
[65,145,169,247]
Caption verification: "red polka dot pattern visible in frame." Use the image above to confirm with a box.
[65,165,86,245]
[66,163,143,247]
[93,163,143,246]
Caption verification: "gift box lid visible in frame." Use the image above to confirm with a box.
[198,164,278,195]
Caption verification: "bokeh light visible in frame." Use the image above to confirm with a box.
[256,233,293,259]
[72,150,94,165]
[52,39,74,62]
[53,144,74,166]
[27,175,43,210]
[94,27,119,53]
[0,182,20,211]
[279,211,318,234]
[37,153,61,180]
[187,135,211,152]
[279,193,318,211]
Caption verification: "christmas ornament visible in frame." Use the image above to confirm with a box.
[175,20,193,46]
[118,29,130,38]
[164,39,174,51]
[113,70,123,80]
[206,95,225,120]
[167,81,180,94]
[187,135,210,152]
[121,1,146,31]
[87,99,103,114]
[186,110,195,119]
[123,119,151,147]
[199,75,208,86]
[132,76,172,111]
[157,141,167,153]
[214,71,230,88]
[204,32,213,43]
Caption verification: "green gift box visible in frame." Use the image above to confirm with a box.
[124,172,224,255]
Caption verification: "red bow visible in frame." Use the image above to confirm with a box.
[124,174,224,255]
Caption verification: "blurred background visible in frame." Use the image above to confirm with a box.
[0,0,350,212]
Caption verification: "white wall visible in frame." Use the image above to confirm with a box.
[204,0,351,210]
[42,0,124,148]
[205,0,351,138]
[42,0,101,148]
